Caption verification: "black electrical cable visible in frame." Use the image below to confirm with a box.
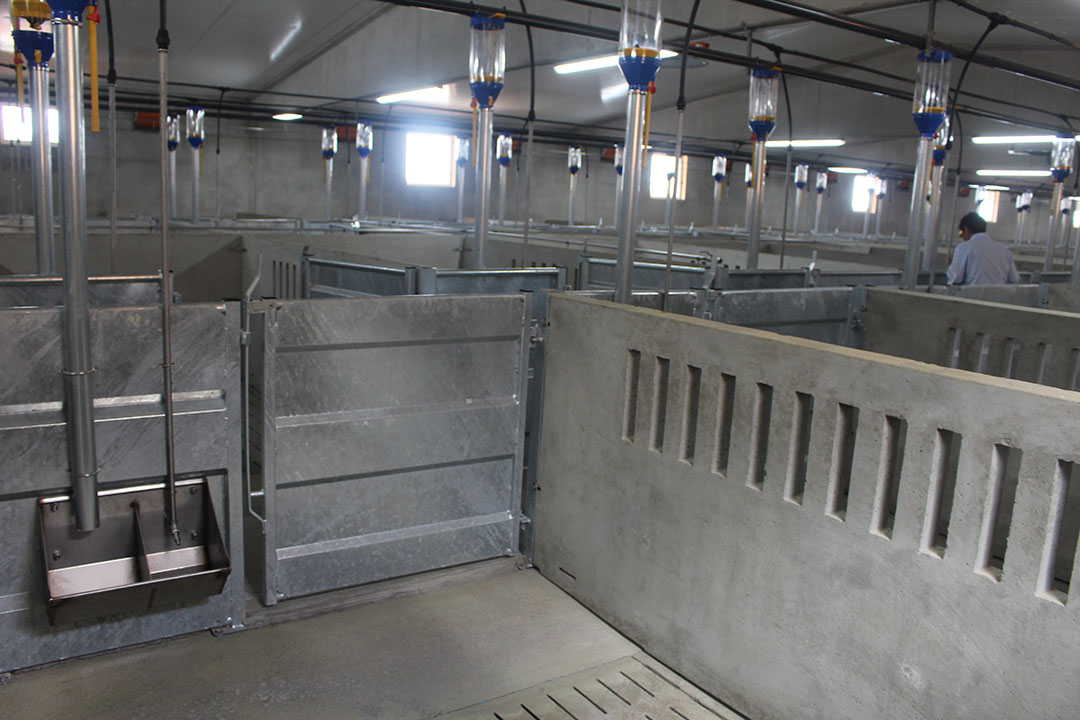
[103,0,116,85]
[519,0,536,123]
[676,0,701,111]
[948,19,998,186]
[156,0,169,51]
[215,87,226,158]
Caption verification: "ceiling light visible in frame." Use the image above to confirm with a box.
[272,112,303,121]
[828,166,867,174]
[554,50,677,75]
[975,169,1052,177]
[765,139,846,148]
[971,135,1076,145]
[375,85,451,105]
[969,184,1010,191]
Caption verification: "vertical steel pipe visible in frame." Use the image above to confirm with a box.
[1043,183,1065,273]
[712,182,721,231]
[168,149,177,215]
[792,186,803,235]
[813,192,823,234]
[522,120,534,265]
[922,163,945,271]
[324,156,333,220]
[1071,218,1080,285]
[55,18,99,532]
[29,63,55,276]
[498,163,507,226]
[191,145,200,222]
[747,139,767,269]
[902,136,933,288]
[473,106,493,269]
[456,164,466,224]
[874,197,884,237]
[1016,210,1027,245]
[662,109,685,310]
[568,173,576,227]
[614,171,624,232]
[159,40,180,545]
[108,82,117,273]
[614,89,646,304]
[358,156,369,220]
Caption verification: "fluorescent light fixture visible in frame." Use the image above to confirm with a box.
[971,135,1073,145]
[554,50,677,75]
[765,138,846,148]
[272,112,303,121]
[975,169,1052,177]
[375,85,451,105]
[969,184,1010,191]
[828,166,867,174]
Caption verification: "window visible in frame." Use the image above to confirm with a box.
[404,132,457,187]
[851,174,876,213]
[975,187,1000,223]
[0,104,59,144]
[649,152,688,200]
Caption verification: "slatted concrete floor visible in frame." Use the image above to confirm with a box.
[447,654,739,720]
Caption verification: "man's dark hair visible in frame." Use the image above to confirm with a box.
[958,211,988,235]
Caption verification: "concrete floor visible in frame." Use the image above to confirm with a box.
[0,563,734,720]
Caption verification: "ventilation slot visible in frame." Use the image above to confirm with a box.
[680,365,702,464]
[1035,343,1052,385]
[825,403,860,521]
[1037,461,1080,604]
[975,333,991,374]
[1069,348,1080,391]
[921,429,962,557]
[947,327,962,368]
[1002,339,1020,379]
[870,416,908,538]
[712,373,736,476]
[975,444,1023,582]
[622,350,642,441]
[784,392,815,505]
[650,357,670,452]
[746,383,773,490]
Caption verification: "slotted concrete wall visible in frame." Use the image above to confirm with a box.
[534,295,1080,720]
[863,288,1080,390]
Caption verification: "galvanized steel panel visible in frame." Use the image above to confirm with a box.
[257,294,529,603]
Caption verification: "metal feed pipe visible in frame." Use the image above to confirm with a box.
[50,0,100,531]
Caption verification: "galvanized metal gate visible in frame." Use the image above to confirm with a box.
[251,294,530,604]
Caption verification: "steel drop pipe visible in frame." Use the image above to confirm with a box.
[1071,219,1080,285]
[191,145,200,222]
[614,171,623,232]
[874,199,884,237]
[792,187,803,235]
[522,119,534,265]
[568,173,576,227]
[456,165,466,223]
[108,82,117,273]
[324,157,333,220]
[747,139,767,269]
[159,47,180,545]
[922,164,945,271]
[358,156,369,220]
[902,136,933,288]
[498,164,507,225]
[662,109,685,311]
[29,63,55,276]
[1016,210,1027,245]
[473,106,493,269]
[712,182,721,231]
[55,19,100,532]
[168,149,177,216]
[813,192,823,234]
[614,89,646,304]
[1043,183,1065,273]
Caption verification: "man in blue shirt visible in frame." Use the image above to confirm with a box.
[946,212,1020,285]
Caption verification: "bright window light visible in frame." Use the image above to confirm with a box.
[971,135,1059,145]
[851,174,877,213]
[829,166,867,174]
[764,138,846,148]
[376,86,450,105]
[969,183,1010,191]
[649,152,688,200]
[272,112,303,121]
[974,187,1000,223]
[554,50,677,75]
[0,105,59,144]
[976,169,1052,177]
[404,132,457,187]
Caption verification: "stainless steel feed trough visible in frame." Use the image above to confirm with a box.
[39,478,231,625]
